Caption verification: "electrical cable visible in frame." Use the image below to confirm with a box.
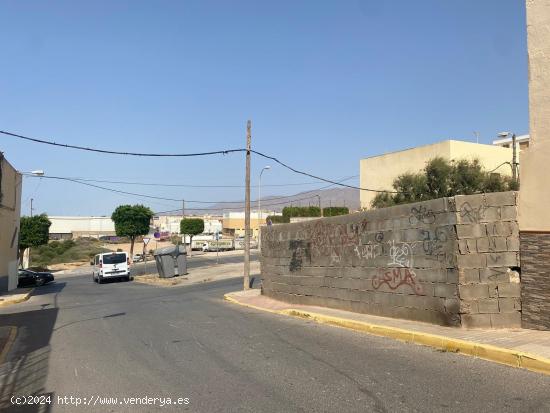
[5,129,395,193]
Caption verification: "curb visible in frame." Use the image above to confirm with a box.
[0,326,18,364]
[0,289,34,307]
[224,293,550,376]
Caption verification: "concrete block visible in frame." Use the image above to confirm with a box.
[457,253,487,268]
[490,312,521,328]
[498,298,522,313]
[434,284,458,298]
[497,283,521,298]
[459,299,477,314]
[500,205,518,221]
[477,298,500,314]
[459,284,489,300]
[479,268,511,283]
[506,236,520,251]
[447,269,459,283]
[456,224,486,239]
[479,207,502,223]
[444,298,460,314]
[476,237,508,253]
[461,313,492,328]
[488,283,499,298]
[454,194,486,210]
[458,268,480,284]
[484,191,516,207]
[486,252,519,268]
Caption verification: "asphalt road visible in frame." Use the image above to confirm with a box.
[1,267,550,412]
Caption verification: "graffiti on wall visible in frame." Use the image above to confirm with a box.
[288,240,311,272]
[388,240,415,267]
[459,202,486,223]
[409,206,436,225]
[372,240,423,295]
[372,267,423,295]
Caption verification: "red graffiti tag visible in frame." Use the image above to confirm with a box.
[372,267,423,295]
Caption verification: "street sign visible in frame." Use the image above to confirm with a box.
[143,237,151,245]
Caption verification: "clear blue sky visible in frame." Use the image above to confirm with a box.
[0,0,528,216]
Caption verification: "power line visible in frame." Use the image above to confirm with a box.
[1,130,246,158]
[57,176,358,188]
[5,129,396,193]
[24,173,355,205]
[251,149,398,193]
[153,192,328,214]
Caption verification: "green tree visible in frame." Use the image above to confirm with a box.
[111,204,153,257]
[371,157,518,209]
[19,214,51,266]
[180,218,204,255]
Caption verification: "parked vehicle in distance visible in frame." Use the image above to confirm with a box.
[18,269,55,288]
[132,254,144,262]
[91,252,130,284]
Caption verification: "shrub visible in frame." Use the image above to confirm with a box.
[266,215,290,224]
[322,207,349,217]
[282,206,321,218]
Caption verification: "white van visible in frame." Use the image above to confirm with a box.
[92,252,130,283]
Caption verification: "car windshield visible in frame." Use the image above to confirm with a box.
[102,253,126,264]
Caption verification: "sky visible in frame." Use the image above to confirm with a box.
[0,0,528,216]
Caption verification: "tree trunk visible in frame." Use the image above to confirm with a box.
[18,247,25,268]
[130,236,135,258]
[189,235,192,257]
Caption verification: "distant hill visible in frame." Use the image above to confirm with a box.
[159,187,360,216]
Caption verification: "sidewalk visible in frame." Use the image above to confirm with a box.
[0,288,33,307]
[225,289,550,375]
[134,261,261,287]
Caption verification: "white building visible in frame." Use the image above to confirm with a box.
[152,215,223,235]
[49,216,116,240]
[492,134,530,152]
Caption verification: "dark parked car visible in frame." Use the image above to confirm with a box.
[18,269,55,287]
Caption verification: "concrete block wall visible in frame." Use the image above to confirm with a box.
[261,191,521,328]
[453,192,521,328]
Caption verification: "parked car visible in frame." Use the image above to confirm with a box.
[132,254,144,262]
[91,251,130,283]
[18,269,55,288]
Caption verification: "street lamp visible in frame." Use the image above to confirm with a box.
[258,166,271,224]
[258,166,271,248]
[498,131,518,182]
[16,169,44,268]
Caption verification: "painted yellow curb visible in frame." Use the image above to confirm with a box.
[223,294,282,315]
[225,293,550,376]
[0,326,18,364]
[0,289,33,307]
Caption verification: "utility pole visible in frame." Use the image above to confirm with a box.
[512,133,517,183]
[30,198,34,217]
[244,120,251,290]
[182,199,185,218]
